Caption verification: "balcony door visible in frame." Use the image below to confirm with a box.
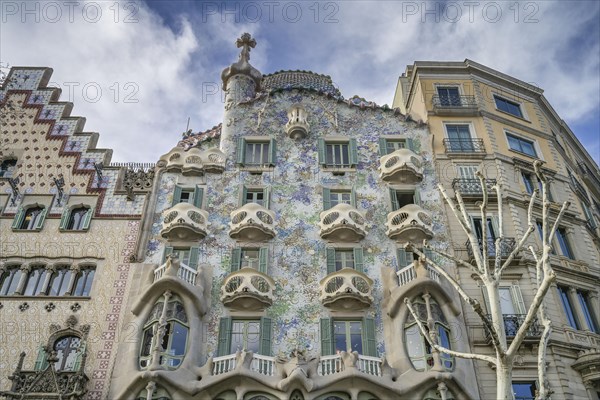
[437,87,461,106]
[446,125,475,152]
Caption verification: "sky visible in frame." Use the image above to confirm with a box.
[1,0,599,164]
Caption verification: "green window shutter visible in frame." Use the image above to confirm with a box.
[217,317,232,356]
[351,187,357,208]
[259,317,273,356]
[320,318,334,356]
[73,341,86,371]
[34,345,48,371]
[264,187,271,209]
[397,248,410,269]
[353,248,364,273]
[378,138,388,157]
[322,188,331,211]
[81,208,92,230]
[362,318,377,357]
[326,248,336,274]
[59,208,70,230]
[268,138,277,166]
[258,248,269,274]
[193,186,204,208]
[230,249,242,272]
[480,285,491,313]
[12,207,25,229]
[390,189,399,211]
[241,186,248,206]
[172,185,183,206]
[414,189,421,206]
[349,138,358,167]
[189,247,199,270]
[407,138,415,151]
[510,285,527,314]
[236,138,246,165]
[162,246,174,263]
[35,207,47,230]
[317,139,326,165]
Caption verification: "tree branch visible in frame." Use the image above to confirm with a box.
[493,181,504,276]
[477,171,490,270]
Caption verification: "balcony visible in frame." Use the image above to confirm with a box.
[485,314,541,342]
[578,162,600,195]
[452,178,497,198]
[160,202,209,241]
[319,268,373,310]
[431,95,479,116]
[158,147,225,175]
[385,204,433,243]
[318,354,382,377]
[466,238,516,260]
[3,370,89,399]
[378,148,424,184]
[202,147,226,173]
[397,262,440,287]
[229,203,276,242]
[319,203,367,242]
[220,268,275,311]
[442,138,486,156]
[154,258,198,286]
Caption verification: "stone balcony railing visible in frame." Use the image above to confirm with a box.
[154,258,198,286]
[319,268,373,310]
[396,262,440,287]
[220,267,275,311]
[160,202,209,241]
[318,203,367,242]
[385,204,434,243]
[229,203,276,242]
[158,147,226,175]
[378,148,424,184]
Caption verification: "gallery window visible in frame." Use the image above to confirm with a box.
[216,317,272,356]
[320,317,376,356]
[318,138,358,168]
[0,266,23,296]
[12,205,47,231]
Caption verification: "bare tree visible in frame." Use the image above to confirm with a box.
[404,160,568,400]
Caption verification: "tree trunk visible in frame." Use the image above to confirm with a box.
[497,362,514,400]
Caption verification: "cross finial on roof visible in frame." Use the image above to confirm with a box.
[236,33,256,63]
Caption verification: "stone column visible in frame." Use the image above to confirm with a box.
[41,264,56,295]
[423,291,442,371]
[14,264,31,295]
[568,287,588,331]
[64,264,81,296]
[145,381,156,400]
[149,290,172,371]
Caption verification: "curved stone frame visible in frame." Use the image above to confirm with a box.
[43,315,90,371]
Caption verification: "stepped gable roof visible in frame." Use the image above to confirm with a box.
[261,70,342,97]
[177,124,222,150]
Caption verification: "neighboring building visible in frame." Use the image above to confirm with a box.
[393,60,600,399]
[0,37,598,400]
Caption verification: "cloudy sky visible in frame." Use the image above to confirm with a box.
[2,0,599,164]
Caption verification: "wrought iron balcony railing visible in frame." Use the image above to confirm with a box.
[486,314,541,338]
[452,178,496,197]
[443,138,486,154]
[578,162,600,190]
[432,95,477,108]
[466,238,516,259]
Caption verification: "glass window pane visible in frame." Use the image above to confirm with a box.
[241,249,260,269]
[230,321,244,353]
[141,327,154,356]
[333,321,347,353]
[556,228,573,258]
[512,382,536,400]
[558,286,579,329]
[246,321,260,353]
[578,291,598,333]
[170,322,188,356]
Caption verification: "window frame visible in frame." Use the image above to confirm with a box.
[12,204,47,231]
[512,381,537,400]
[325,247,364,274]
[378,136,412,156]
[172,185,204,208]
[236,138,277,169]
[555,227,574,259]
[0,265,23,296]
[436,86,462,107]
[216,316,272,356]
[493,95,524,119]
[23,265,49,296]
[318,138,358,169]
[322,187,356,210]
[557,286,580,329]
[59,204,92,232]
[577,290,598,333]
[389,187,420,211]
[505,132,538,158]
[444,123,478,153]
[320,317,376,356]
[47,266,73,296]
[163,246,199,270]
[72,266,96,297]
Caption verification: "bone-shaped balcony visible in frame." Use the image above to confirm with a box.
[160,202,209,241]
[202,147,226,173]
[319,268,373,310]
[318,203,367,242]
[229,203,276,242]
[385,204,433,243]
[378,148,424,184]
[220,268,275,311]
[158,147,225,175]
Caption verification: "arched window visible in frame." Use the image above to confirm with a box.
[12,205,47,230]
[72,267,95,296]
[139,297,189,370]
[405,296,454,371]
[0,266,22,296]
[23,265,48,296]
[48,266,72,296]
[0,158,17,178]
[53,335,83,371]
[60,205,92,231]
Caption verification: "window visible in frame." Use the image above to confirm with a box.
[60,206,92,231]
[322,188,355,210]
[140,298,189,369]
[0,266,23,296]
[320,318,376,356]
[318,138,358,168]
[536,221,555,255]
[230,247,269,273]
[172,185,203,208]
[378,138,412,156]
[242,187,270,208]
[23,266,48,296]
[512,382,536,400]
[0,158,17,178]
[481,285,528,336]
[326,248,364,274]
[521,171,552,200]
[507,133,537,157]
[555,228,574,259]
[390,188,419,211]
[445,125,475,152]
[581,201,597,230]
[163,246,199,270]
[216,317,272,356]
[396,247,434,270]
[457,164,478,179]
[437,87,461,106]
[53,335,82,371]
[557,286,580,329]
[12,205,47,231]
[494,95,523,118]
[472,216,498,245]
[72,267,95,296]
[404,296,453,371]
[577,290,598,333]
[48,267,73,296]
[236,138,277,167]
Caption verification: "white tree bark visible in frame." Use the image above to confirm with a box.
[403,161,566,400]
